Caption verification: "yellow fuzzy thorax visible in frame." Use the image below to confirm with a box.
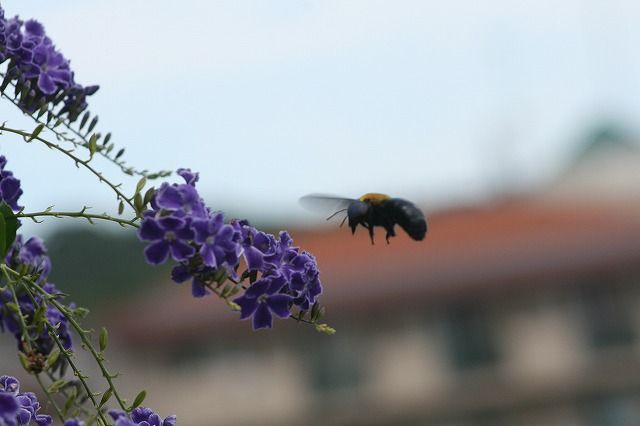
[359,193,390,204]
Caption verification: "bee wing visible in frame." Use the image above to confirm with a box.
[299,194,355,222]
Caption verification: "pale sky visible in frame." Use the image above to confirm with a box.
[3,0,640,235]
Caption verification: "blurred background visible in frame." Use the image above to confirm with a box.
[2,0,640,424]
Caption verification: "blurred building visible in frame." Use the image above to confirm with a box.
[110,130,640,426]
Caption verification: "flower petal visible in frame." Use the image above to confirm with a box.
[267,294,292,318]
[139,218,164,241]
[191,279,208,298]
[144,241,170,265]
[243,245,263,271]
[37,72,57,95]
[169,240,195,262]
[170,265,191,283]
[200,245,218,268]
[234,295,258,319]
[0,393,19,416]
[252,303,272,330]
[158,216,185,232]
[245,278,270,298]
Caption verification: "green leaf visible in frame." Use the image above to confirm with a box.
[87,116,99,134]
[98,388,113,408]
[79,111,90,130]
[0,72,13,92]
[134,193,143,214]
[27,123,45,141]
[5,302,19,314]
[34,305,47,335]
[310,303,326,323]
[213,268,227,285]
[115,148,125,159]
[63,388,77,415]
[0,203,18,258]
[99,327,108,352]
[73,307,90,319]
[220,284,232,297]
[143,187,155,206]
[88,133,98,157]
[130,390,147,410]
[47,379,66,393]
[46,349,61,368]
[135,177,147,195]
[118,200,125,215]
[37,103,48,119]
[103,132,112,145]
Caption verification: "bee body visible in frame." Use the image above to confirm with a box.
[347,195,427,244]
[300,193,427,244]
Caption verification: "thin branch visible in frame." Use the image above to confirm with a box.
[17,210,139,229]
[35,373,66,424]
[3,266,129,415]
[0,124,137,213]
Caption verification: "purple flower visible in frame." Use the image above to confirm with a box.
[0,375,52,426]
[139,216,196,265]
[193,214,242,269]
[0,155,23,211]
[286,251,322,311]
[176,168,198,186]
[0,234,73,356]
[139,170,326,330]
[5,235,51,282]
[0,392,19,421]
[234,276,293,330]
[24,42,72,94]
[0,280,73,355]
[109,408,176,426]
[152,182,207,219]
[170,264,209,298]
[0,6,98,118]
[64,418,85,426]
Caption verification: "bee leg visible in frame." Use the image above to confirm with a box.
[385,224,395,244]
[367,211,376,245]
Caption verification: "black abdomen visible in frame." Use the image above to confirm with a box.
[385,198,427,241]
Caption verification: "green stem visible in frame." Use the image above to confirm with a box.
[2,266,129,414]
[48,329,109,426]
[17,210,140,228]
[6,270,109,424]
[7,280,33,352]
[0,124,137,213]
[35,373,66,424]
[45,370,94,418]
[17,275,129,412]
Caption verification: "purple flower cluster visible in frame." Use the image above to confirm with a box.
[0,155,22,212]
[138,169,323,330]
[1,235,72,355]
[0,6,98,119]
[0,375,51,426]
[4,235,51,281]
[109,408,176,426]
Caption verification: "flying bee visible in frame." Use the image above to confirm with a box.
[300,193,427,244]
